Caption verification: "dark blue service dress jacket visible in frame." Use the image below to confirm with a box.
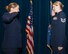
[51,11,66,47]
[1,12,22,48]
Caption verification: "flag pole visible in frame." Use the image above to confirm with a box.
[50,0,53,54]
[30,0,32,5]
[47,0,53,54]
[30,0,33,24]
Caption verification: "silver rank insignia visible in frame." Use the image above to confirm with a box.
[60,18,66,23]
[53,17,57,20]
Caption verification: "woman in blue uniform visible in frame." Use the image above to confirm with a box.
[51,1,66,54]
[1,2,22,54]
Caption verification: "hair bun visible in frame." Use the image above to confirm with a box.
[6,5,9,11]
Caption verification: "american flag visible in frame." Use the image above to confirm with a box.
[26,1,34,54]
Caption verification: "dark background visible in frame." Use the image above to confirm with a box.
[0,0,68,54]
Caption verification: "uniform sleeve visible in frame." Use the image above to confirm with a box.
[58,12,66,46]
[2,12,18,23]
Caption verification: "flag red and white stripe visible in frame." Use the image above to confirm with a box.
[26,15,34,54]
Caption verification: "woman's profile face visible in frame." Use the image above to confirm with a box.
[53,4,61,12]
